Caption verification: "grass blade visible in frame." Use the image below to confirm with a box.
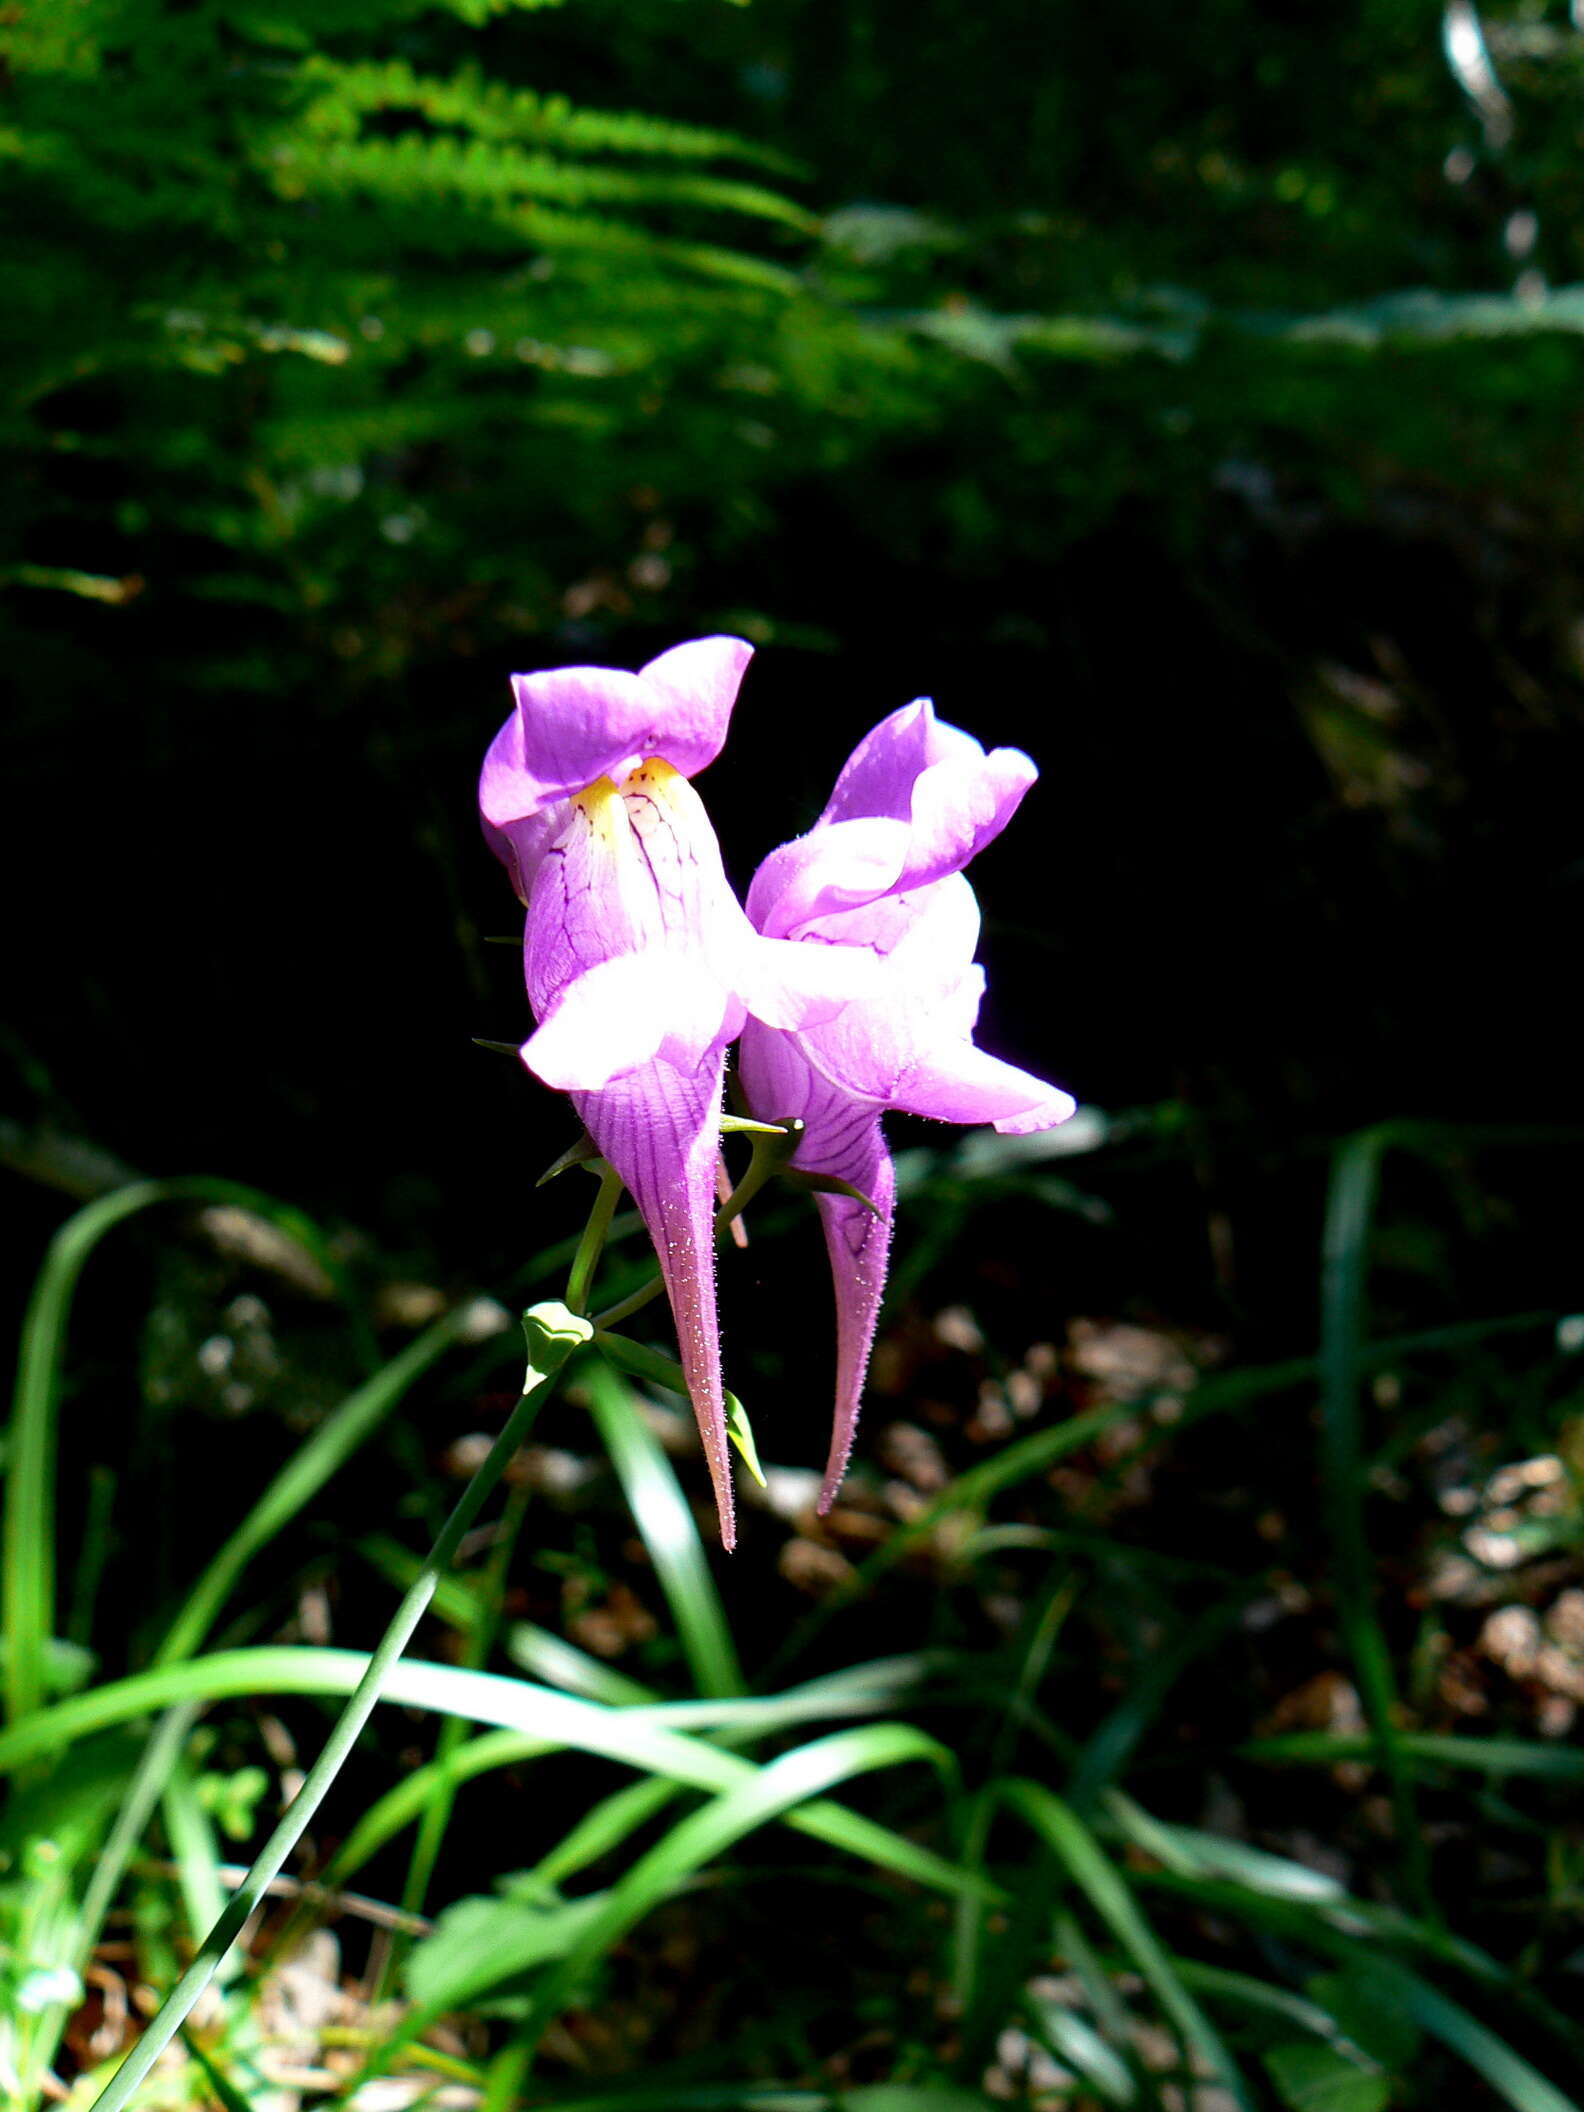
[0,1646,992,1907]
[1367,1958,1579,2112]
[1242,1731,1584,1782]
[367,1724,957,2081]
[85,1303,588,2112]
[581,1356,745,1698]
[5,1178,339,1725]
[157,1300,502,1667]
[1319,1127,1425,1907]
[997,1780,1254,2111]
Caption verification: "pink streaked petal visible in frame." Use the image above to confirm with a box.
[745,817,912,941]
[994,1092,1081,1136]
[522,765,739,1022]
[798,869,982,980]
[892,1041,1078,1131]
[734,929,875,1032]
[522,953,733,1092]
[481,667,651,827]
[521,957,666,1090]
[736,1022,896,1511]
[636,636,754,779]
[748,716,1037,939]
[821,699,1038,890]
[898,742,1038,898]
[485,807,565,905]
[814,1152,896,1513]
[778,878,986,1105]
[576,1056,737,1547]
[480,638,752,828]
[819,698,985,828]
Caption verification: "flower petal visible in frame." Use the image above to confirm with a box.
[480,637,752,830]
[819,698,985,826]
[637,637,755,778]
[521,952,734,1092]
[481,667,650,828]
[732,928,876,1031]
[575,1056,737,1547]
[747,702,1038,939]
[737,1022,895,1512]
[745,817,912,941]
[892,1042,1077,1132]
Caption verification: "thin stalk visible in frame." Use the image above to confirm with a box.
[1319,1126,1430,1918]
[565,1164,625,1315]
[86,1302,592,2112]
[374,1471,536,2001]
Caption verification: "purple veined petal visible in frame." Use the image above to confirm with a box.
[745,816,913,941]
[520,952,736,1092]
[820,699,1038,894]
[480,637,752,829]
[813,1143,895,1511]
[576,1053,738,1547]
[898,741,1038,899]
[892,1042,1077,1132]
[747,709,1038,939]
[480,667,649,829]
[818,699,985,828]
[737,1020,896,1513]
[485,806,568,905]
[732,927,877,1031]
[775,876,987,1105]
[636,637,755,778]
[522,761,744,1034]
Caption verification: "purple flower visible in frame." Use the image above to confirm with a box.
[481,637,866,1546]
[738,699,1076,1510]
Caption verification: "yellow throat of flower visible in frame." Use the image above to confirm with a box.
[569,758,711,927]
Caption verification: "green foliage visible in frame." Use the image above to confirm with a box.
[4,1120,1583,2107]
[1,0,941,725]
[14,0,1584,733]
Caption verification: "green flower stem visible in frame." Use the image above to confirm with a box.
[371,1469,535,2005]
[87,1301,592,2112]
[564,1163,625,1315]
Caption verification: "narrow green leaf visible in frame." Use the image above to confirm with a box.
[180,2033,257,2112]
[158,1305,490,1666]
[0,1647,990,1907]
[1263,2043,1389,2112]
[5,1178,341,1725]
[1242,1732,1584,1782]
[405,1883,610,2013]
[581,1356,745,1698]
[997,1781,1254,2111]
[519,1725,955,2056]
[1370,1959,1581,2112]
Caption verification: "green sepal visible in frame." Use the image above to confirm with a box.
[472,1037,522,1058]
[746,1114,806,1175]
[522,1301,595,1382]
[784,1168,884,1219]
[723,1393,766,1487]
[719,1113,794,1136]
[592,1330,767,1489]
[535,1132,604,1187]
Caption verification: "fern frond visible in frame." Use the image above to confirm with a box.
[297,56,803,175]
[273,133,815,236]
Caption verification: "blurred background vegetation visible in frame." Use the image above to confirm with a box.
[4,0,1584,2106]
